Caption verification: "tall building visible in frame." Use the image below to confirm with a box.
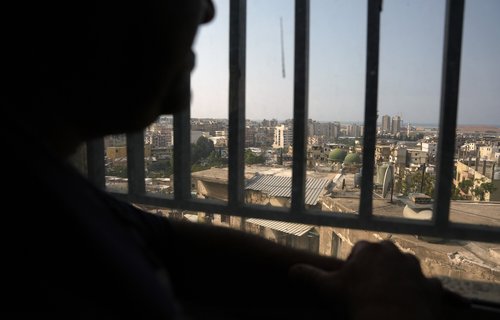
[381,115,391,133]
[273,125,293,149]
[391,115,401,134]
[347,124,362,138]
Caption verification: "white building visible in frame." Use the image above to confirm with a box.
[479,145,500,161]
[407,149,428,168]
[273,125,293,149]
[421,142,438,158]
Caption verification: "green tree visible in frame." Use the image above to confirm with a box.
[458,179,474,194]
[401,171,435,197]
[191,136,215,164]
[471,180,497,201]
[147,159,173,178]
[106,165,127,178]
[206,150,226,167]
[245,150,265,165]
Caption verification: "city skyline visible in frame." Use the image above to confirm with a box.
[190,0,500,126]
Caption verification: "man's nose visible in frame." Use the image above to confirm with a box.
[201,0,215,24]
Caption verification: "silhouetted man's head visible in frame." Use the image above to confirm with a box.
[5,0,214,139]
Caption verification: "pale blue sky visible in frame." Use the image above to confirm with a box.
[191,0,500,126]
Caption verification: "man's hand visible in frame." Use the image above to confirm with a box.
[290,240,448,320]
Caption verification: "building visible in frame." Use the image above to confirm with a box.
[186,167,500,304]
[347,124,362,138]
[318,197,500,302]
[272,124,293,149]
[421,142,438,162]
[106,146,127,161]
[479,145,500,161]
[391,115,401,134]
[455,160,500,201]
[375,145,392,163]
[106,145,152,161]
[381,114,391,133]
[407,148,428,168]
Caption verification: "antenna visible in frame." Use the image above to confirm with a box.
[280,17,286,78]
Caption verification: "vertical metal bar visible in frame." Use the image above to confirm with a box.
[126,131,146,195]
[228,0,246,207]
[359,0,382,219]
[86,138,105,189]
[433,0,464,231]
[291,0,310,213]
[173,74,192,201]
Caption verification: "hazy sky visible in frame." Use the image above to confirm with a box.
[190,0,500,126]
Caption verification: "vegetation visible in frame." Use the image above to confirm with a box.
[452,178,497,201]
[398,171,435,197]
[471,179,497,201]
[458,179,474,194]
[245,149,265,165]
[147,159,173,178]
[191,136,215,165]
[190,137,227,172]
[106,165,127,178]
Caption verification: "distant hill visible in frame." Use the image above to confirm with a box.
[456,125,500,134]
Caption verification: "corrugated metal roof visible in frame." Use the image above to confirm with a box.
[246,218,314,236]
[245,175,331,205]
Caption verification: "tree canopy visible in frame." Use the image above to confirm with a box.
[191,136,215,165]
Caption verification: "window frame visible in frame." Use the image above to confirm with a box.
[86,0,500,244]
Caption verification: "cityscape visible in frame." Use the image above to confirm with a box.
[105,114,499,202]
[98,114,500,302]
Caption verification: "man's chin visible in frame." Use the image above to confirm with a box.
[162,91,191,115]
[161,72,191,115]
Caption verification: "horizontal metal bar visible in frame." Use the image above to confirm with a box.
[110,192,500,243]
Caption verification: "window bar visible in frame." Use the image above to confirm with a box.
[359,0,382,219]
[126,131,146,196]
[291,0,310,214]
[86,137,106,189]
[173,75,192,201]
[112,186,499,242]
[433,0,465,231]
[228,0,246,208]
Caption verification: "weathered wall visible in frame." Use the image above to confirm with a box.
[318,200,500,284]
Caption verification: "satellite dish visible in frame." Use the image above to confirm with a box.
[382,164,394,198]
